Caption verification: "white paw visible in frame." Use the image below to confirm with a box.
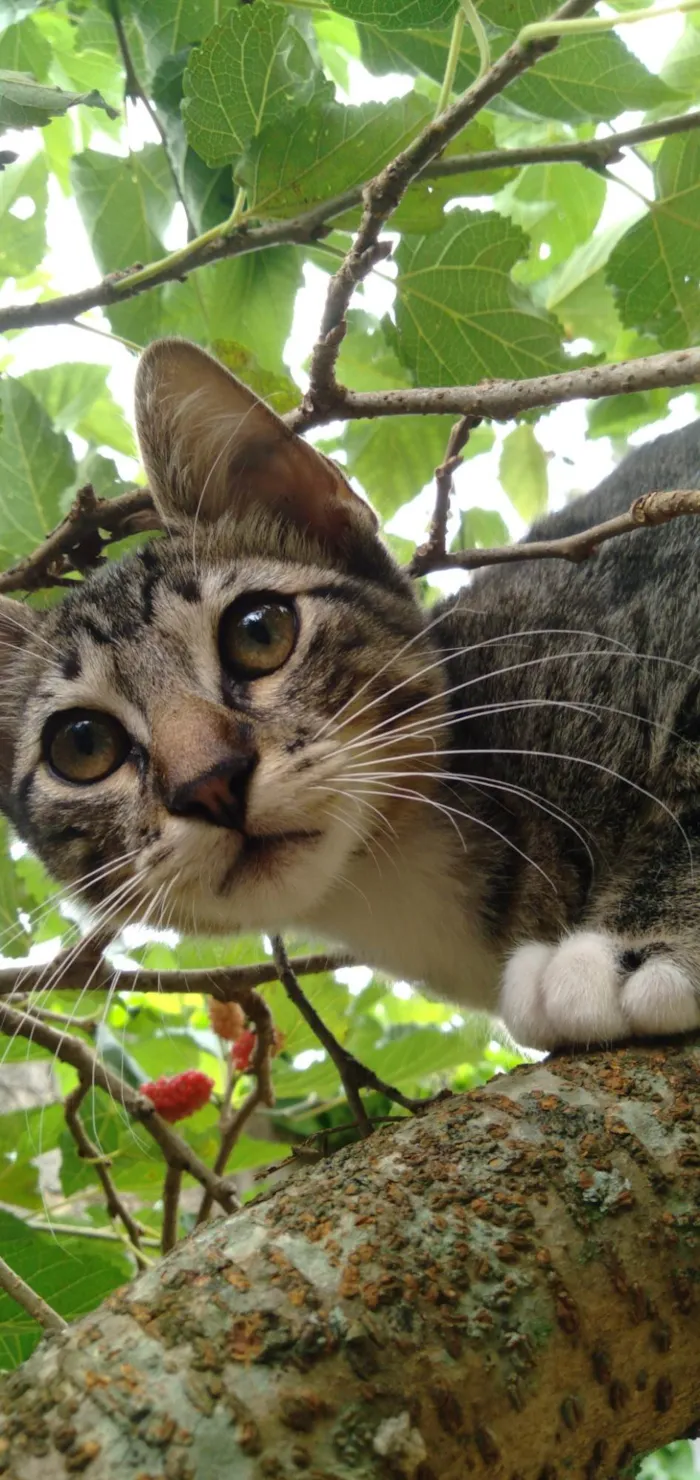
[500,932,700,1050]
[622,959,700,1035]
[500,931,625,1050]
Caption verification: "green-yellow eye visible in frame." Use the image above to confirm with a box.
[44,709,130,785]
[219,594,298,680]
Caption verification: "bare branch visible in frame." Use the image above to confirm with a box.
[427,105,700,178]
[64,1082,149,1269]
[0,102,698,339]
[288,345,700,433]
[0,1003,239,1216]
[271,936,448,1125]
[410,487,700,577]
[0,485,157,596]
[303,0,598,414]
[161,1165,182,1256]
[0,949,353,1000]
[422,416,483,567]
[0,1254,68,1335]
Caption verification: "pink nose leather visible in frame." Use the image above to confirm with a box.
[152,696,257,830]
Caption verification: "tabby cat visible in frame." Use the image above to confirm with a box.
[2,338,700,1049]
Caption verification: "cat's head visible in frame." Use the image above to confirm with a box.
[0,340,445,937]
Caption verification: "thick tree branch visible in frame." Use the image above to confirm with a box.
[2,1037,699,1477]
[303,0,598,414]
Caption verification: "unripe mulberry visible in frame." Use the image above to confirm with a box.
[142,1070,214,1123]
[208,998,246,1041]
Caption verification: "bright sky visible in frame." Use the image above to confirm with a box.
[1,2,696,594]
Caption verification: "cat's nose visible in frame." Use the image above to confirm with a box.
[167,754,257,830]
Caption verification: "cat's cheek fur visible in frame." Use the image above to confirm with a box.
[500,931,700,1049]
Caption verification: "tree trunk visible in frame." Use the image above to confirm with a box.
[1,1039,699,1480]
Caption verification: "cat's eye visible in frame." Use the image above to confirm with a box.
[44,709,130,785]
[219,593,298,680]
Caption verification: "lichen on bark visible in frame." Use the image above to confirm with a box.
[1,1038,699,1479]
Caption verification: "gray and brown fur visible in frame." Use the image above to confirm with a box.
[1,338,699,1049]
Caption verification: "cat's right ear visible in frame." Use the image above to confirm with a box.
[0,597,36,795]
[134,337,376,542]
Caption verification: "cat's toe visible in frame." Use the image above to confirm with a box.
[500,931,627,1049]
[620,957,700,1035]
[499,941,558,1049]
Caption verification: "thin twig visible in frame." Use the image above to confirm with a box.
[271,937,447,1127]
[0,1254,68,1334]
[107,0,196,239]
[26,1219,160,1247]
[195,988,275,1225]
[64,1082,149,1269]
[0,1004,239,1215]
[161,1164,182,1255]
[0,949,353,999]
[422,416,483,564]
[303,0,598,414]
[410,487,700,577]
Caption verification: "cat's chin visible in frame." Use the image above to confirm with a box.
[136,815,366,936]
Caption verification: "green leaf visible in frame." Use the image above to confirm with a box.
[0,18,50,78]
[451,506,509,551]
[330,0,456,25]
[506,34,673,122]
[20,364,136,458]
[0,379,76,562]
[131,0,237,68]
[238,93,431,220]
[586,389,672,441]
[607,132,700,349]
[0,151,47,281]
[661,17,700,96]
[544,218,631,348]
[163,248,302,372]
[313,10,361,92]
[359,21,479,92]
[183,3,319,168]
[0,69,118,130]
[0,1209,132,1369]
[499,424,548,520]
[71,145,177,343]
[395,209,567,387]
[212,341,299,412]
[509,162,606,282]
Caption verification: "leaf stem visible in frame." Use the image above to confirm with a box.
[519,0,700,42]
[435,5,466,118]
[461,0,492,80]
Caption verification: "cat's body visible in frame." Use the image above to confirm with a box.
[2,338,700,1050]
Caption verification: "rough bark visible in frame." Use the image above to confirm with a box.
[1,1038,699,1480]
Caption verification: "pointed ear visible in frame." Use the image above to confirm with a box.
[134,338,377,541]
[0,597,37,796]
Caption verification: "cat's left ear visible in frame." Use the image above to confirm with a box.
[134,338,377,540]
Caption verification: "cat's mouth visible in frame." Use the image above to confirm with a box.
[217,827,323,893]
